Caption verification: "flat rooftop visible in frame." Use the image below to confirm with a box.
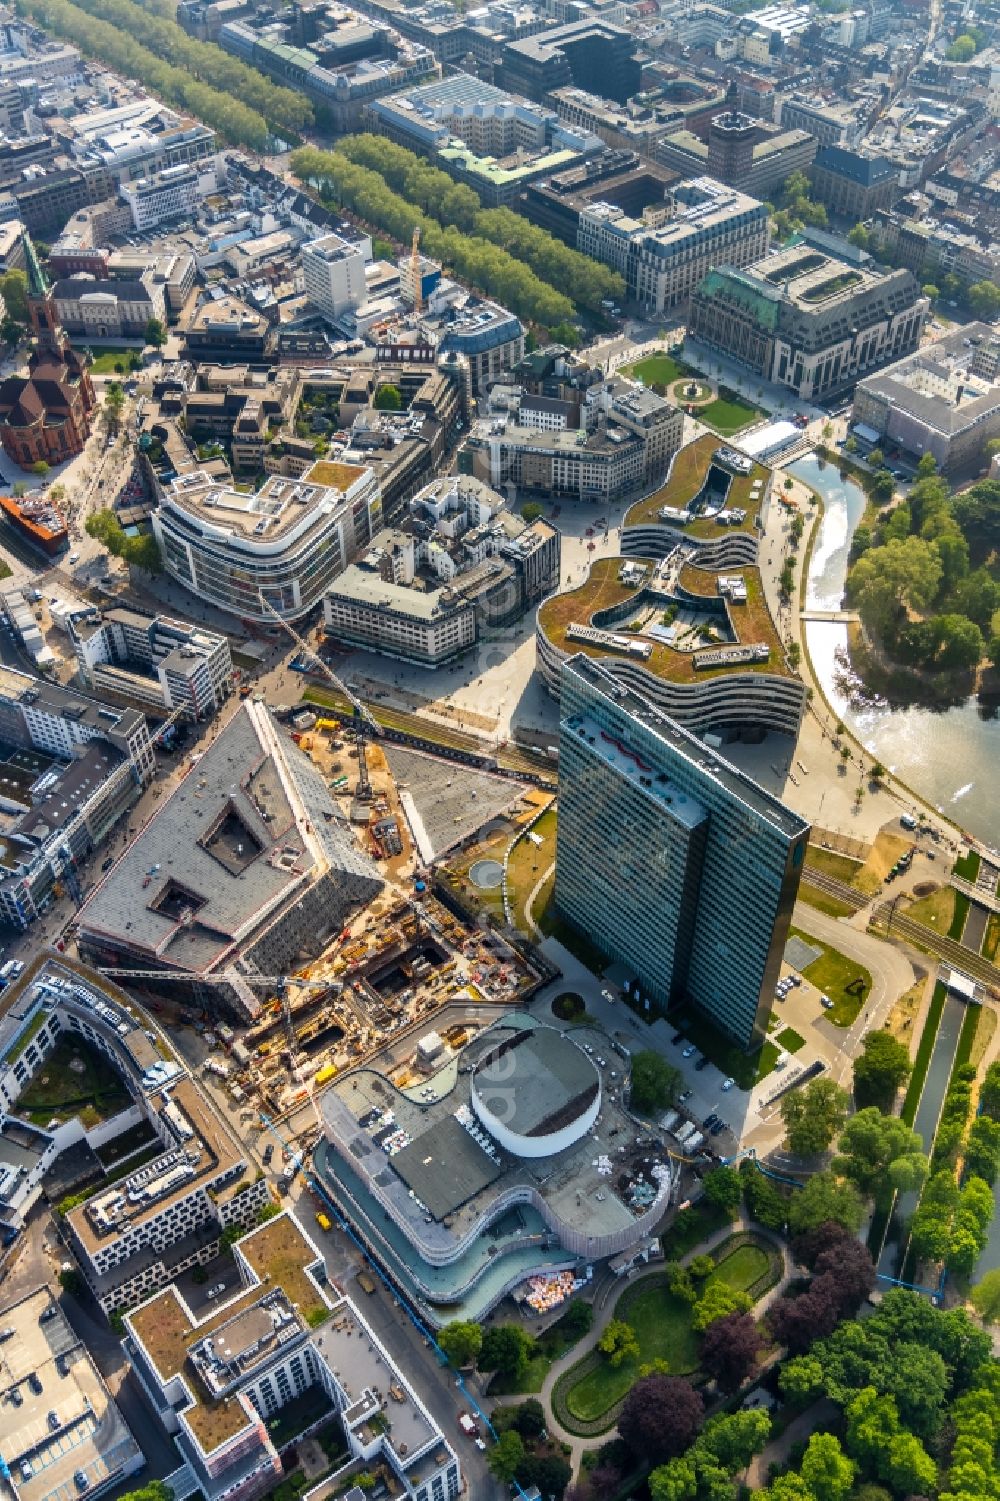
[565,654,810,839]
[472,1026,599,1137]
[321,1014,658,1261]
[0,664,145,742]
[164,466,370,541]
[0,1285,142,1501]
[567,713,707,829]
[390,1115,501,1220]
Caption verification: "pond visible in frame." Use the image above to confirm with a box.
[790,452,1000,849]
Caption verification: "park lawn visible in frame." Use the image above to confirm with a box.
[790,927,871,1027]
[699,391,761,436]
[622,351,689,387]
[905,884,957,935]
[949,891,970,942]
[804,847,864,884]
[799,882,857,920]
[88,347,134,374]
[505,806,556,926]
[777,1027,805,1053]
[757,1040,779,1078]
[490,1304,593,1395]
[953,849,981,882]
[563,1244,770,1422]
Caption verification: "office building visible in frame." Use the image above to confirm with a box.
[72,607,232,719]
[151,460,382,623]
[851,323,1000,478]
[577,176,770,314]
[0,1285,143,1501]
[658,107,816,203]
[366,72,600,206]
[535,434,804,737]
[498,18,641,105]
[50,274,164,342]
[555,655,808,1050]
[125,1210,462,1501]
[119,160,218,231]
[301,231,369,323]
[76,701,382,1008]
[522,149,678,248]
[435,300,524,395]
[688,231,927,401]
[809,145,899,221]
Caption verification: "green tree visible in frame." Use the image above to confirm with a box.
[487,1430,523,1484]
[787,1171,863,1236]
[779,1353,824,1401]
[32,460,49,478]
[847,536,943,635]
[520,501,544,523]
[479,1325,533,1381]
[599,1318,640,1367]
[373,383,402,411]
[693,1283,752,1331]
[780,1078,849,1156]
[438,1320,482,1368]
[144,317,166,348]
[968,279,1000,320]
[118,1486,173,1501]
[698,1409,771,1472]
[701,1167,742,1214]
[105,380,125,425]
[852,1030,912,1110]
[801,1432,854,1501]
[922,283,940,301]
[630,1050,681,1114]
[971,1267,1000,1324]
[917,453,938,477]
[867,448,884,470]
[834,1108,926,1203]
[947,32,978,59]
[0,268,28,323]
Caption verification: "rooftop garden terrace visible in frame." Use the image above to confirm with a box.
[625,433,769,536]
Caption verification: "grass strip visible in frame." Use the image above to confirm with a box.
[900,981,946,1127]
[949,892,971,942]
[953,849,981,882]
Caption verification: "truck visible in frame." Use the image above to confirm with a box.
[900,813,917,830]
[458,1413,477,1438]
[685,1131,704,1152]
[674,1120,696,1145]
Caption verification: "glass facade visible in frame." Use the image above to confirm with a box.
[555,655,809,1051]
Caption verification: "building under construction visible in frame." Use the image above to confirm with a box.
[75,701,384,1018]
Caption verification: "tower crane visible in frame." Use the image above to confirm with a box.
[411,226,422,316]
[254,590,381,739]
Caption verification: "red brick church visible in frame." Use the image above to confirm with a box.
[0,232,96,470]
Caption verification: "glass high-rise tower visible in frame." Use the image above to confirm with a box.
[556,654,810,1052]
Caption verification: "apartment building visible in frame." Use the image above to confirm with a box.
[125,1212,462,1501]
[0,664,154,782]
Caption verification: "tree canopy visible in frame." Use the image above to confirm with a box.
[852,1030,912,1111]
[630,1050,681,1114]
[780,1078,849,1157]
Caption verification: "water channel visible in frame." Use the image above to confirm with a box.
[788,452,1000,849]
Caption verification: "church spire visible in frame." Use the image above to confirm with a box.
[22,229,48,301]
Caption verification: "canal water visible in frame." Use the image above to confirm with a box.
[789,452,1000,849]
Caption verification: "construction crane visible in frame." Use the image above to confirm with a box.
[98,965,339,1128]
[254,589,381,739]
[410,226,422,316]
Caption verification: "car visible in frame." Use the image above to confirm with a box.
[74,1473,88,1493]
[68,552,80,564]
[704,1113,720,1128]
[721,1077,735,1091]
[682,1044,696,1058]
[671,1032,684,1045]
[679,1089,692,1102]
[101,857,113,872]
[48,1411,60,1431]
[262,1143,273,1166]
[711,1121,726,1136]
[205,1282,226,1299]
[20,1461,32,1483]
[820,995,834,1010]
[601,988,615,1002]
[694,1057,709,1071]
